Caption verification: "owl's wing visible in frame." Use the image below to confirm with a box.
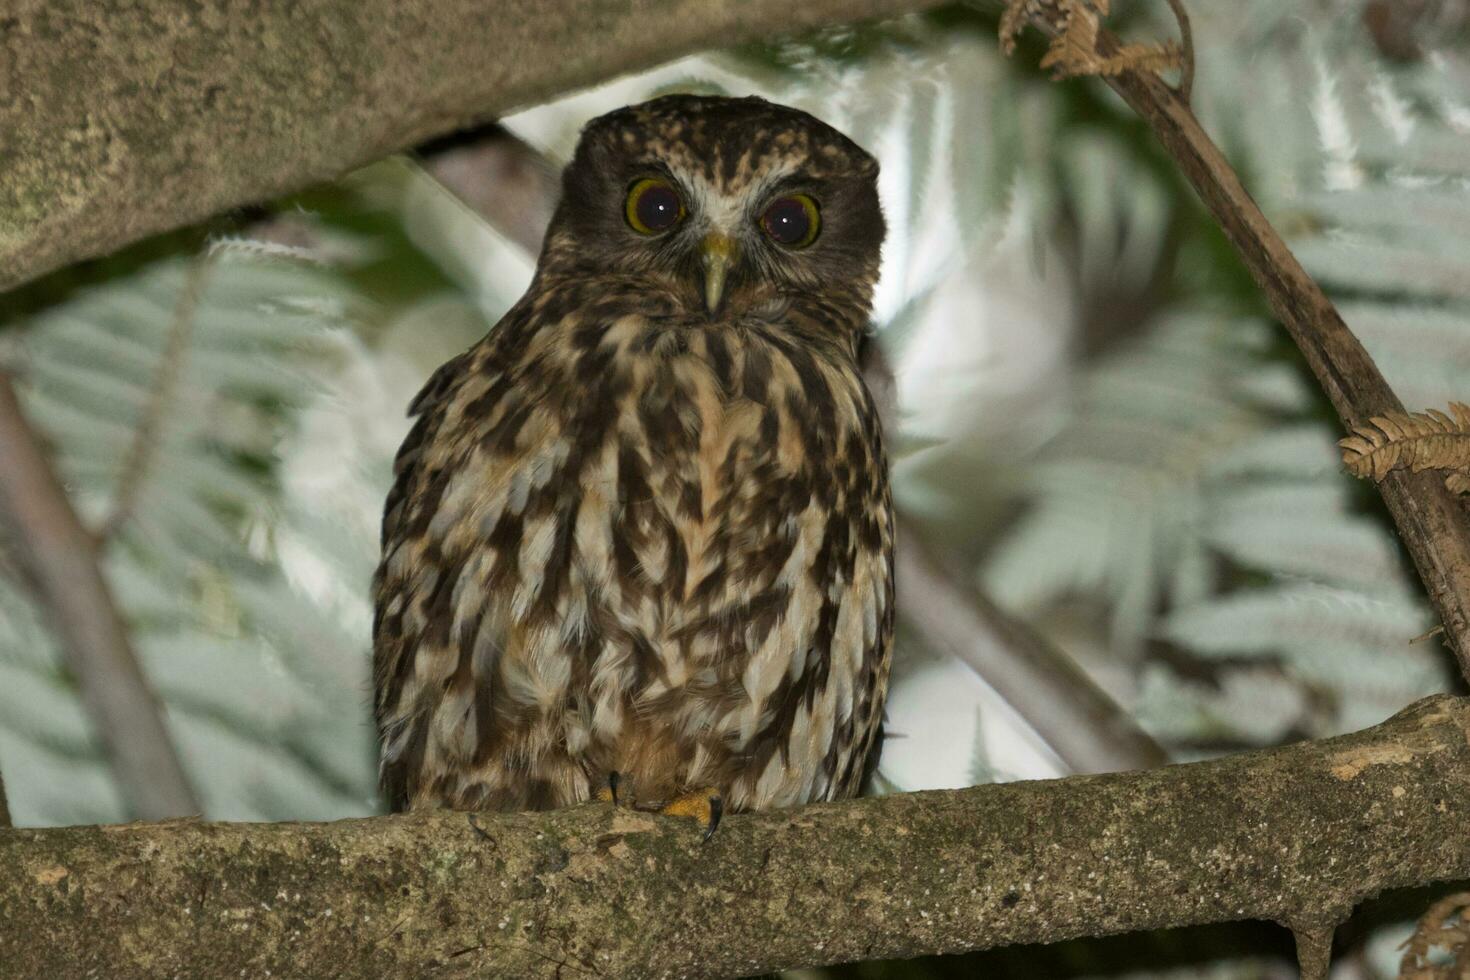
[372,350,472,810]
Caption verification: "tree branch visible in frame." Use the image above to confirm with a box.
[897,531,1169,773]
[0,374,199,819]
[1094,21,1470,683]
[0,0,947,295]
[0,765,10,828]
[1,695,1465,978]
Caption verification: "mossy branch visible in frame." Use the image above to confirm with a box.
[1,696,1467,979]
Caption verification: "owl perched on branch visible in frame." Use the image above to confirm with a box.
[373,95,894,836]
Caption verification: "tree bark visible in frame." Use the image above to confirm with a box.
[0,0,944,294]
[1,695,1466,979]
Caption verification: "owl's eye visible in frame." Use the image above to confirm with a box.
[760,195,820,248]
[625,178,685,234]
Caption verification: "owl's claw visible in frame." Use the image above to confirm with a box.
[594,771,624,805]
[661,787,724,842]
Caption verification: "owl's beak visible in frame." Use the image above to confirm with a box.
[700,232,737,316]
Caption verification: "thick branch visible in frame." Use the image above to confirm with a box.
[0,766,10,828]
[0,695,1465,978]
[1093,29,1470,681]
[0,374,199,819]
[0,0,944,294]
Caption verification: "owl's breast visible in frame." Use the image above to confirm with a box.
[375,311,892,811]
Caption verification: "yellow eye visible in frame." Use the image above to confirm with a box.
[625,178,685,234]
[760,194,820,248]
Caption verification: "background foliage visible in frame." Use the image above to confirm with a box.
[1,1,1465,975]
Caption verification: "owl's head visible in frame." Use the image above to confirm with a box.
[543,94,885,324]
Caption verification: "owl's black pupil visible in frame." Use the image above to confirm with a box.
[763,198,811,245]
[636,184,681,230]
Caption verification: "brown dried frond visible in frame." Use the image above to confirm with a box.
[999,0,1183,80]
[1399,892,1470,979]
[1338,402,1470,489]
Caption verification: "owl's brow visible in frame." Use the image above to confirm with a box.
[668,161,800,223]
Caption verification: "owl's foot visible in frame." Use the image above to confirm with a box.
[661,787,724,842]
[594,771,624,805]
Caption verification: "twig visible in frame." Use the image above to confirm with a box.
[0,694,1465,978]
[1162,0,1194,102]
[1399,892,1470,980]
[100,252,216,540]
[1007,0,1470,685]
[417,127,1168,775]
[0,374,199,819]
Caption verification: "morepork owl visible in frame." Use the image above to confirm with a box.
[373,95,894,835]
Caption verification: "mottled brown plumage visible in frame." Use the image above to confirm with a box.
[373,95,894,824]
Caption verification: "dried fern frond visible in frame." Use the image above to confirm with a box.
[1398,892,1470,980]
[999,0,1182,80]
[1339,402,1470,486]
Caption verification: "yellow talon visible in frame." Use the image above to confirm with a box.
[661,787,724,841]
[594,771,623,805]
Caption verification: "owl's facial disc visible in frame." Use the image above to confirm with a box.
[556,95,885,325]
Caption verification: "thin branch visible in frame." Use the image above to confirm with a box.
[1005,0,1470,684]
[897,528,1169,773]
[417,127,1168,775]
[1162,0,1195,102]
[100,252,216,540]
[0,373,199,819]
[0,695,1465,978]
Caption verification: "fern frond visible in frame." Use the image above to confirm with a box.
[1338,402,1470,482]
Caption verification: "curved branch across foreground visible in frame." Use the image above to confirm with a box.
[1,695,1466,978]
[0,0,945,294]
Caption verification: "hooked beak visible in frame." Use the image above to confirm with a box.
[700,232,737,316]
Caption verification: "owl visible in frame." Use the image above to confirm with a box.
[372,94,894,836]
